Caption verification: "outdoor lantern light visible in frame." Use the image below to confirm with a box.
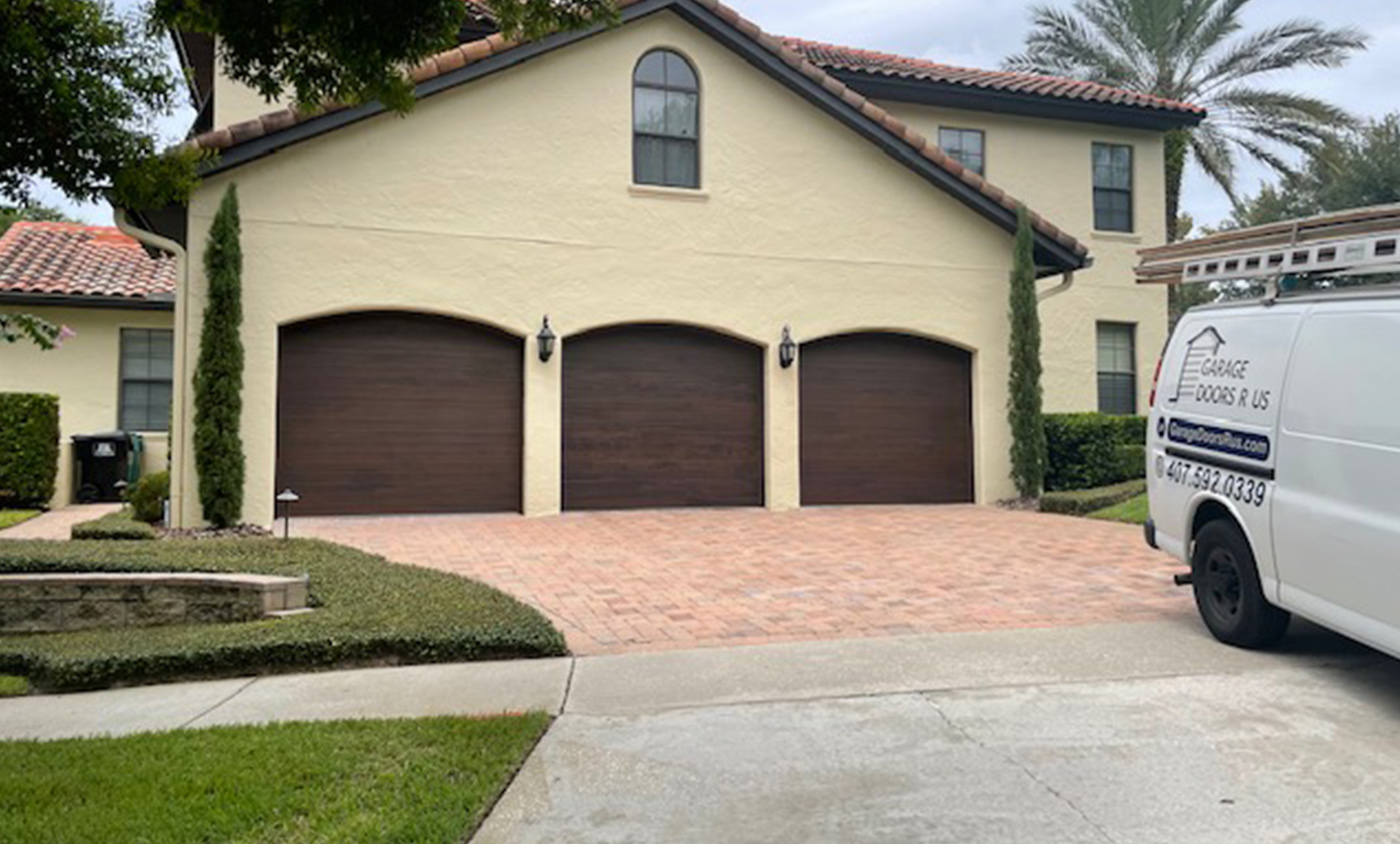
[276,488,301,540]
[538,316,556,362]
[779,325,797,369]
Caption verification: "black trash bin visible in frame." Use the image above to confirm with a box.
[72,433,131,503]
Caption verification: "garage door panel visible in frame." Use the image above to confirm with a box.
[800,333,972,505]
[277,312,522,516]
[563,324,763,510]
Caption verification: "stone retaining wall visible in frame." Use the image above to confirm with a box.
[0,573,310,633]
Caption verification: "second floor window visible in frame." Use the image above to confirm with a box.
[634,50,699,189]
[938,127,985,175]
[1092,142,1133,232]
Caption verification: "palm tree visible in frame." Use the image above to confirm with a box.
[1005,0,1368,241]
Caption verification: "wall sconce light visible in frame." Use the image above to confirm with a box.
[538,316,556,363]
[779,325,797,369]
[276,488,300,540]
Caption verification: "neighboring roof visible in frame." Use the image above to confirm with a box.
[0,222,177,306]
[178,0,1091,273]
[781,37,1204,123]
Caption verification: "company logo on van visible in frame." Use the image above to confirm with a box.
[1171,327,1225,404]
[1171,325,1272,412]
[1167,419,1271,461]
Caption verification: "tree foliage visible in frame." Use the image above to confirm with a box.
[1005,0,1368,233]
[156,0,618,114]
[5,1,616,210]
[0,0,195,208]
[1007,206,1046,499]
[1230,114,1400,227]
[193,185,245,528]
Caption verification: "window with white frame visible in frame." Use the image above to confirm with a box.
[633,50,700,189]
[120,328,173,431]
[938,127,985,175]
[1096,322,1136,414]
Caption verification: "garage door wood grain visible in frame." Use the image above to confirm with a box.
[563,324,764,510]
[277,312,522,516]
[800,332,973,505]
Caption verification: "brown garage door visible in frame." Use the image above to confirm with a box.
[277,312,522,516]
[800,332,973,505]
[563,324,763,510]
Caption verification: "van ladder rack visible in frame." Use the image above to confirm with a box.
[1135,204,1400,289]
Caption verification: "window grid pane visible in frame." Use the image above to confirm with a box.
[939,127,985,176]
[120,329,173,432]
[634,50,700,189]
[1092,143,1133,231]
[1096,323,1136,414]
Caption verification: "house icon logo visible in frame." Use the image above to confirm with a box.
[1172,326,1224,403]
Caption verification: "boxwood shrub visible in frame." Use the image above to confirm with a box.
[0,393,59,507]
[0,538,568,692]
[125,470,169,523]
[70,509,158,541]
[1040,479,1147,515]
[1044,412,1148,492]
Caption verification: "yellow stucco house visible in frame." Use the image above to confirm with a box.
[0,223,175,506]
[122,0,1202,527]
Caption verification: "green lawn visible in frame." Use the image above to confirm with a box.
[0,538,566,692]
[0,675,27,697]
[0,509,40,531]
[0,713,548,844]
[1088,493,1149,525]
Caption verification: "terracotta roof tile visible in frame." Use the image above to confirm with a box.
[0,222,176,302]
[781,37,1203,117]
[184,0,1089,260]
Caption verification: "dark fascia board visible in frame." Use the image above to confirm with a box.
[197,0,1084,273]
[832,71,1205,132]
[0,292,175,312]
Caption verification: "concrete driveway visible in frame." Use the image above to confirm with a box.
[477,618,1400,844]
[296,505,1189,654]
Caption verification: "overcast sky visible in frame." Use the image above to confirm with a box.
[41,0,1399,231]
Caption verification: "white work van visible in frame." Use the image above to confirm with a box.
[1146,288,1400,656]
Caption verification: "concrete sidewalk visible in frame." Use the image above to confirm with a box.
[0,615,1383,741]
[0,504,121,541]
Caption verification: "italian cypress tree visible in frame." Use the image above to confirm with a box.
[193,185,245,527]
[1007,205,1045,499]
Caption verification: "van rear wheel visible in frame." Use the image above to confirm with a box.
[1191,519,1290,649]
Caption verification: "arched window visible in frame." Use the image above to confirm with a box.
[633,50,699,188]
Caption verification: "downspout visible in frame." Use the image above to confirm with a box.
[1037,270,1076,302]
[114,209,192,528]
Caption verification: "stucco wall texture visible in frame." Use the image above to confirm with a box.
[0,306,172,506]
[178,12,1166,527]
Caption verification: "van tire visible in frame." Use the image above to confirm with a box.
[1191,519,1290,649]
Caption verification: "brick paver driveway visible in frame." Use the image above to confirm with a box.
[296,506,1191,655]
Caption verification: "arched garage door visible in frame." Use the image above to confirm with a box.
[276,312,522,516]
[563,324,764,510]
[800,332,973,505]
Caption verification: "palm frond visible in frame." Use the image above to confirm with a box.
[1197,21,1370,91]
[1002,5,1139,84]
[1188,122,1239,205]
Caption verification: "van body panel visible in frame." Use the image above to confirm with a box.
[1272,307,1400,640]
[1149,292,1400,660]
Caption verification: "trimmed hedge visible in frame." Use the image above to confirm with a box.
[0,393,59,507]
[70,509,158,541]
[1044,412,1148,492]
[0,538,567,692]
[126,471,169,524]
[1041,479,1147,515]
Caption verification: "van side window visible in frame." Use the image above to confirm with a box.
[1282,313,1400,449]
[1097,322,1136,414]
